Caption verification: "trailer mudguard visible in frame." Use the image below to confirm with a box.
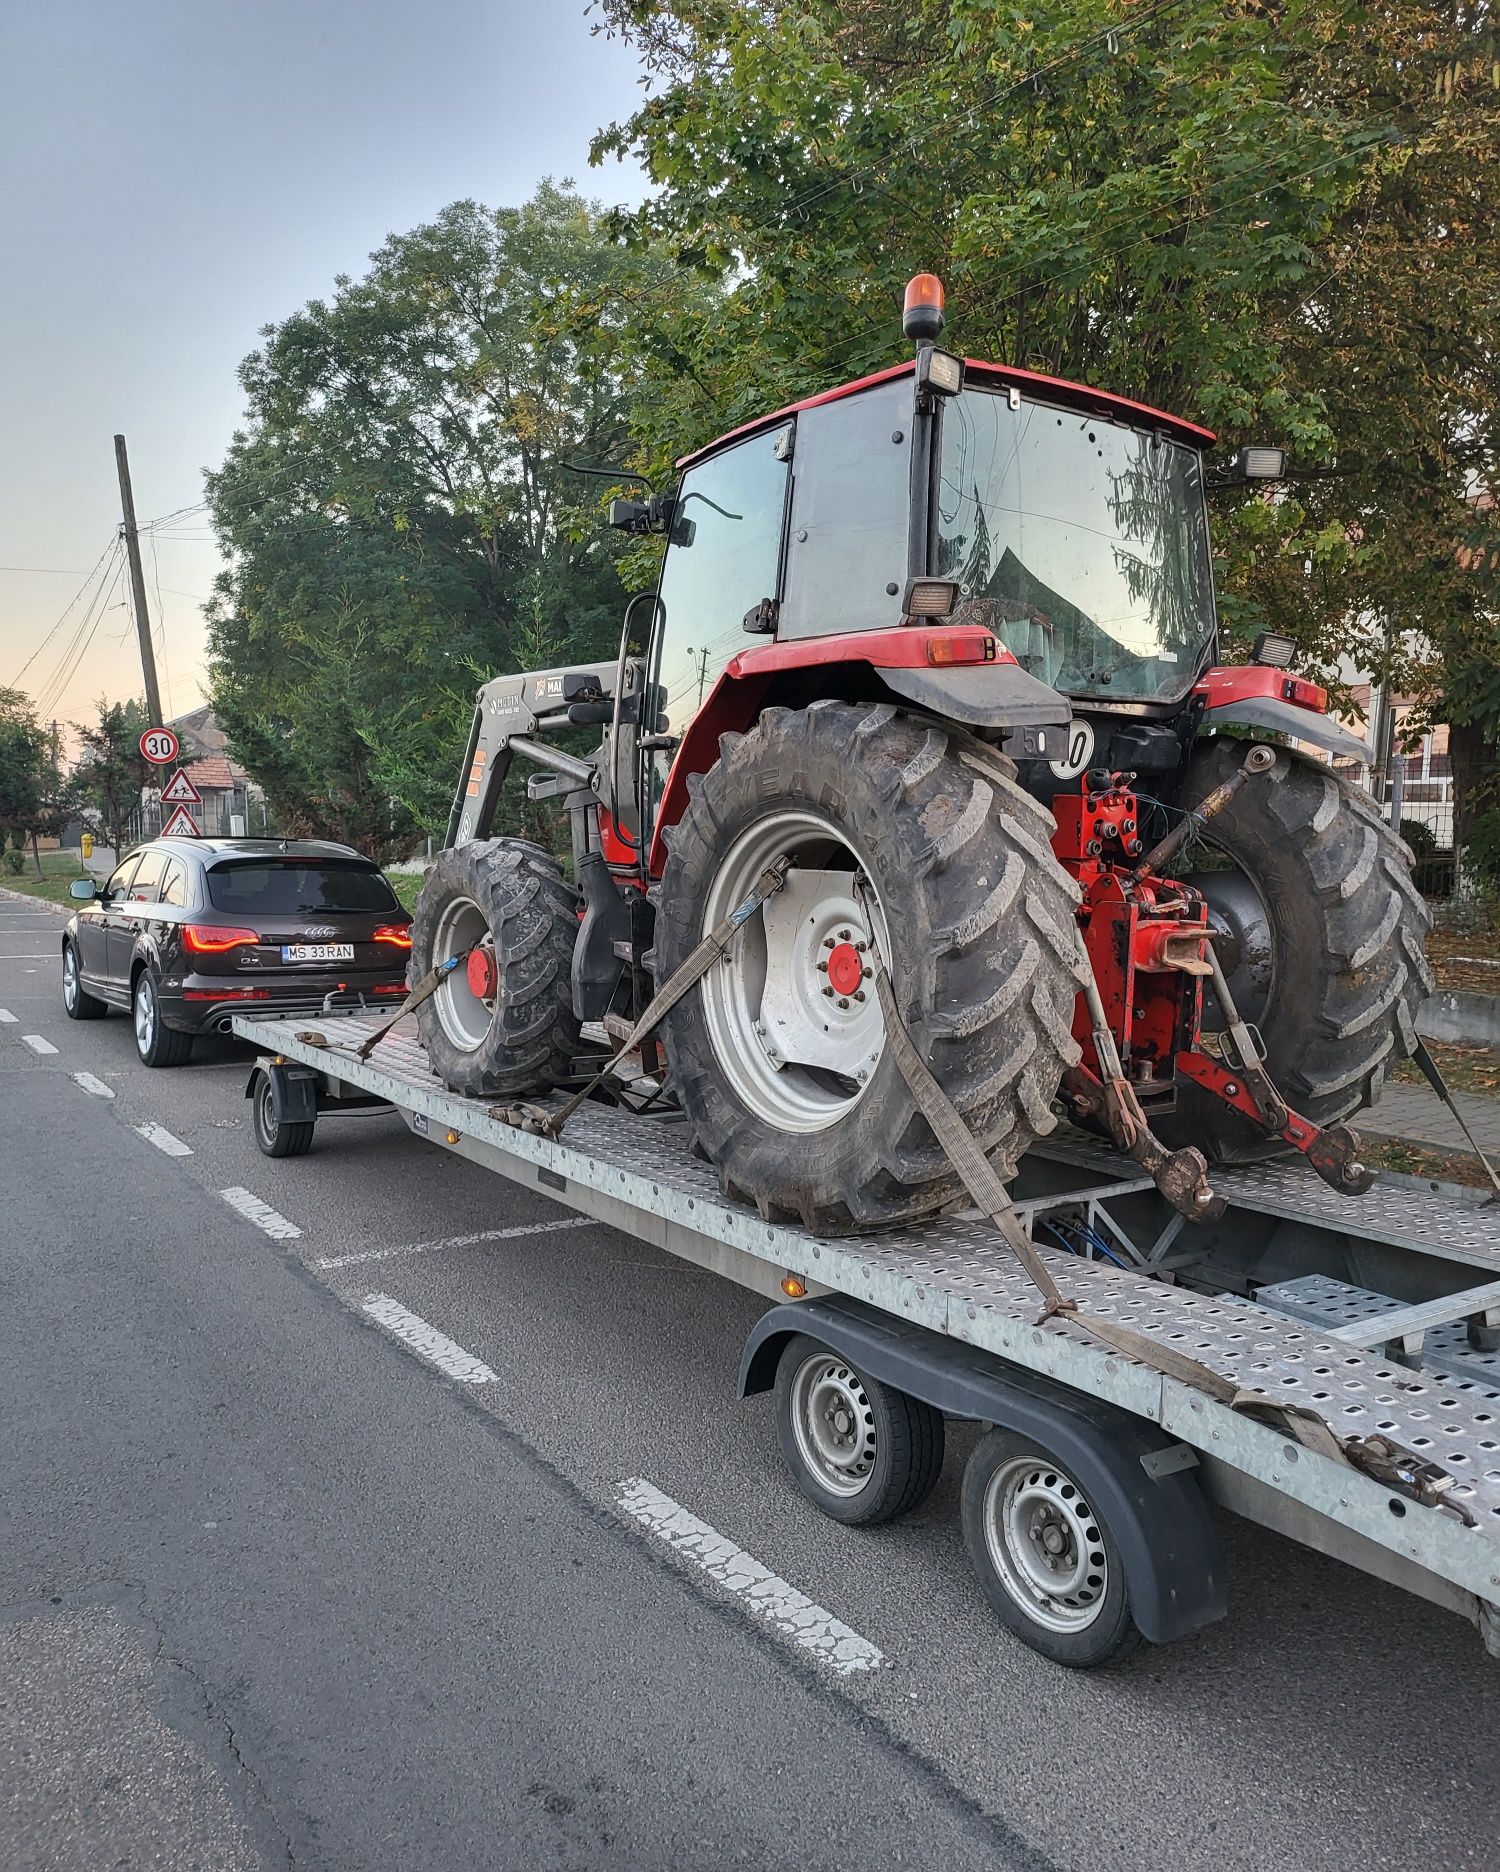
[244,1061,318,1126]
[1199,696,1372,765]
[741,1295,1225,1643]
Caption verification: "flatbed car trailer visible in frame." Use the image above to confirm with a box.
[236,1007,1500,1668]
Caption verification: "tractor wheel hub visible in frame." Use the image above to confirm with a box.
[825,941,864,998]
[466,946,499,1002]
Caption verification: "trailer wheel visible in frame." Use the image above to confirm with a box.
[962,1429,1143,1668]
[774,1333,944,1526]
[410,838,581,1099]
[250,1070,314,1159]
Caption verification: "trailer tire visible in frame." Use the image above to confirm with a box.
[962,1429,1143,1668]
[1163,738,1433,1162]
[654,701,1086,1233]
[411,838,581,1099]
[774,1333,944,1526]
[250,1070,315,1158]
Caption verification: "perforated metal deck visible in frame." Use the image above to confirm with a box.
[236,1010,1500,1629]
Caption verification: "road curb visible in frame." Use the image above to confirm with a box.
[1418,988,1500,1049]
[0,886,71,917]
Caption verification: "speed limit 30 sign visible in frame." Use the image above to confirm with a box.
[139,727,179,765]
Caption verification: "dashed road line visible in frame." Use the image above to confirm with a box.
[316,1214,592,1271]
[361,1294,497,1382]
[219,1187,303,1240]
[614,1478,886,1677]
[1,954,60,960]
[135,1121,192,1157]
[20,1034,58,1055]
[0,1008,16,1022]
[72,1071,115,1098]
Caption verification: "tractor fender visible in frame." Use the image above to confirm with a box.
[876,659,1072,734]
[1199,695,1372,764]
[740,1295,1225,1644]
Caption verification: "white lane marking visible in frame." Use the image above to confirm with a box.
[3,954,58,960]
[72,1071,115,1098]
[361,1294,496,1383]
[0,1008,16,1022]
[20,1033,58,1055]
[135,1121,192,1157]
[220,1187,302,1240]
[316,1214,592,1271]
[614,1479,886,1676]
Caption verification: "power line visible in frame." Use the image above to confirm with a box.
[0,565,91,576]
[7,536,120,690]
[34,548,127,719]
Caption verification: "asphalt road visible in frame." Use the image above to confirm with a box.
[3,887,1499,1872]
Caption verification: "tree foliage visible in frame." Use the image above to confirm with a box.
[0,688,67,870]
[590,0,1498,695]
[206,182,692,853]
[71,699,148,854]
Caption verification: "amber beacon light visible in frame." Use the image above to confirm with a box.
[903,272,946,342]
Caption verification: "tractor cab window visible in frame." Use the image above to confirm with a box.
[935,390,1216,702]
[650,427,791,758]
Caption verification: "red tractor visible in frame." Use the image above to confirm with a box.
[410,275,1432,1234]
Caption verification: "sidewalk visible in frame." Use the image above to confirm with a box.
[1363,1080,1500,1156]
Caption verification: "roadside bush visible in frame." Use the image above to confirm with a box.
[2,849,24,875]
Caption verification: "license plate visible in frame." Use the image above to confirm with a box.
[281,942,355,963]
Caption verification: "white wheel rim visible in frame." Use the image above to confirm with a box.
[63,948,77,1010]
[134,977,154,1051]
[430,895,493,1051]
[789,1354,877,1497]
[698,809,890,1134]
[982,1456,1109,1633]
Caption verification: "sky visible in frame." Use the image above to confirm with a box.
[0,0,649,734]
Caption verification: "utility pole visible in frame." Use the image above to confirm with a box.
[113,434,165,727]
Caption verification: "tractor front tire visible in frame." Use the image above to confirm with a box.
[1164,738,1433,1163]
[410,838,581,1099]
[653,701,1087,1235]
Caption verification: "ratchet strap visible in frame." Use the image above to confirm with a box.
[526,856,793,1140]
[352,942,479,1061]
[871,970,1239,1403]
[1408,1037,1500,1204]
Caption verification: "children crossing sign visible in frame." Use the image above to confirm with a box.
[159,768,202,806]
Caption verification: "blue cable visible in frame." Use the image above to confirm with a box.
[1042,1216,1128,1270]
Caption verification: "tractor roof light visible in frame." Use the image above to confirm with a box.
[1233,445,1286,481]
[1250,631,1297,669]
[903,273,946,343]
[902,577,961,619]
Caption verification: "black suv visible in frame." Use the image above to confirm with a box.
[61,837,413,1066]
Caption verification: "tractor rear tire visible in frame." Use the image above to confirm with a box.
[410,838,581,1099]
[1161,738,1433,1163]
[652,701,1087,1234]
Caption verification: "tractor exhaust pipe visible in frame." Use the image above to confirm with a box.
[1132,743,1276,882]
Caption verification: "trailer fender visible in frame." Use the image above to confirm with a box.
[740,1296,1225,1643]
[244,1060,319,1127]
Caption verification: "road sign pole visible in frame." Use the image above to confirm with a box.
[114,434,165,729]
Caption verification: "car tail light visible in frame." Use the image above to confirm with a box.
[182,924,260,953]
[182,987,271,1000]
[373,924,413,948]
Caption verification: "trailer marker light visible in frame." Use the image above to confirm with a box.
[183,923,259,953]
[445,1129,461,1145]
[781,1274,807,1298]
[926,632,996,666]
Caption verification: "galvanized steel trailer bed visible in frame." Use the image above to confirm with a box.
[235,1007,1500,1662]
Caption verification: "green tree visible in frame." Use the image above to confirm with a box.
[72,700,148,854]
[0,689,67,873]
[206,181,691,852]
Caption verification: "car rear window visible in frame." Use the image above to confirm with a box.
[205,860,399,916]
